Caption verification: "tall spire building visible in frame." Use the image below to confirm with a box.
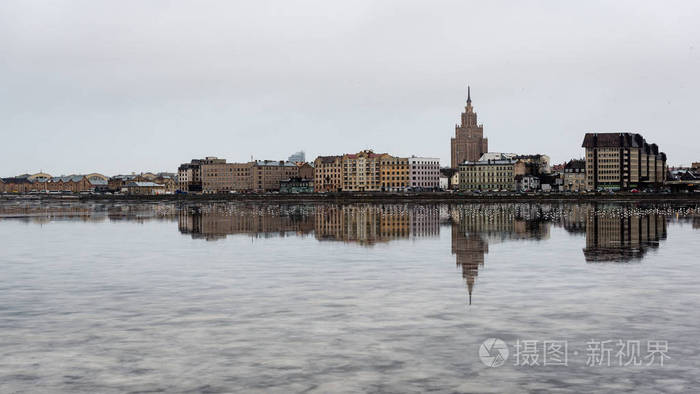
[450,86,488,168]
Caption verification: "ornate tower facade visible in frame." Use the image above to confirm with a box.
[450,87,488,168]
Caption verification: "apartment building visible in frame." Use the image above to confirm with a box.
[250,160,300,192]
[179,157,304,193]
[342,150,389,192]
[582,133,667,191]
[177,160,203,192]
[380,156,409,191]
[201,157,232,193]
[314,155,343,192]
[458,159,526,191]
[408,157,440,190]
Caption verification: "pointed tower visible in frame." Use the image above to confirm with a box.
[451,86,488,168]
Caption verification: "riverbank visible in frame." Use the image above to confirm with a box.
[2,192,700,204]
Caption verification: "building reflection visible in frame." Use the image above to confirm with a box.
[3,201,691,300]
[178,206,315,241]
[314,204,439,245]
[583,210,667,262]
[177,204,440,244]
[449,204,551,304]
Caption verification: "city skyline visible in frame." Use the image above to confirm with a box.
[2,1,700,176]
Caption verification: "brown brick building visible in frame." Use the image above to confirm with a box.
[451,87,488,168]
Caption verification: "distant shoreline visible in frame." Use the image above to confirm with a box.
[2,192,699,204]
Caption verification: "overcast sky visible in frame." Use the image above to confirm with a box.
[1,1,698,176]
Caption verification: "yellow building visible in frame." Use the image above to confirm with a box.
[380,156,410,191]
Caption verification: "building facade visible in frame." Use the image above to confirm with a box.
[341,150,388,192]
[451,87,488,168]
[458,159,525,191]
[178,157,305,193]
[408,157,440,190]
[313,155,343,192]
[582,133,667,191]
[251,160,300,192]
[380,156,409,192]
[563,159,586,192]
[177,160,203,192]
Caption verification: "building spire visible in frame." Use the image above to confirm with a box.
[467,85,471,103]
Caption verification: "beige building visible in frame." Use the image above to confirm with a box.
[178,157,305,193]
[250,160,300,192]
[451,87,488,168]
[458,159,525,191]
[314,156,343,192]
[342,150,390,192]
[563,159,586,192]
[582,133,667,191]
[178,159,203,193]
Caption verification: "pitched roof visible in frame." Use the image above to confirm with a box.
[565,159,586,170]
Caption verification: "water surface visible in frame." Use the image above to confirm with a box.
[1,201,699,393]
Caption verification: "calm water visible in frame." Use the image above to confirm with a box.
[1,200,699,393]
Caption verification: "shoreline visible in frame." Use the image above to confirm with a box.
[2,192,700,204]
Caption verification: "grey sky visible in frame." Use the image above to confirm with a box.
[1,0,698,176]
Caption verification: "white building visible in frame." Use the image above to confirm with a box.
[409,157,440,190]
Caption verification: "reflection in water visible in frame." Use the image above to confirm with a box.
[449,205,556,304]
[584,208,667,262]
[1,200,698,304]
[178,205,315,241]
[178,204,441,245]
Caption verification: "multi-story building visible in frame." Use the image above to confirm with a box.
[451,87,488,168]
[314,155,343,192]
[200,157,231,193]
[314,151,439,192]
[179,157,304,193]
[458,159,526,191]
[341,150,388,192]
[250,160,300,192]
[380,156,409,191]
[177,159,203,192]
[563,159,586,192]
[408,157,440,190]
[582,133,667,191]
